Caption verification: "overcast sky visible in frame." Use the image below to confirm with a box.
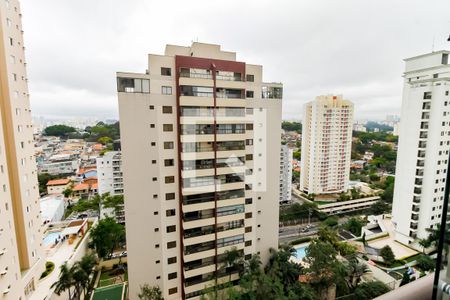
[21,0,450,121]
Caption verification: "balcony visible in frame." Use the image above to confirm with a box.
[413,196,421,203]
[412,205,420,213]
[415,179,423,185]
[416,160,425,167]
[419,132,428,139]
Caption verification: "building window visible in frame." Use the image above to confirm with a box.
[6,18,11,27]
[117,78,150,93]
[166,209,176,217]
[423,92,432,99]
[152,160,157,164]
[246,124,253,130]
[152,177,157,181]
[246,139,253,146]
[165,176,175,184]
[168,272,177,280]
[149,105,154,110]
[150,124,155,128]
[151,142,156,146]
[167,225,176,233]
[245,212,252,219]
[246,91,254,98]
[162,86,172,95]
[166,193,175,200]
[154,228,159,232]
[8,37,13,46]
[245,240,252,247]
[246,108,253,115]
[155,244,160,248]
[164,159,174,166]
[168,287,178,295]
[167,241,176,249]
[154,211,158,215]
[245,226,252,233]
[246,154,253,161]
[168,257,177,264]
[246,74,254,82]
[161,67,172,76]
[153,194,158,199]
[162,106,173,114]
[163,124,173,132]
[156,260,160,264]
[164,142,174,149]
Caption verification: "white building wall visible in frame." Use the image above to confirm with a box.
[392,50,450,246]
[279,145,292,203]
[300,95,354,195]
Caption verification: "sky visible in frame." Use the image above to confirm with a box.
[21,0,450,121]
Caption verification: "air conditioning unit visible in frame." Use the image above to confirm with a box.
[0,270,7,276]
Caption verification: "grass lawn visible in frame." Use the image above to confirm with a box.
[315,201,334,205]
[98,269,128,288]
[92,283,124,300]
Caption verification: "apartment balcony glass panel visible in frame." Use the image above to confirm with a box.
[184,257,215,272]
[184,225,215,239]
[216,71,242,81]
[181,124,214,135]
[216,204,244,217]
[217,234,244,248]
[182,142,214,153]
[181,86,214,97]
[183,209,215,222]
[216,141,245,151]
[180,68,213,79]
[216,88,244,99]
[183,192,215,205]
[184,241,215,256]
[262,86,283,99]
[216,220,244,232]
[117,77,150,93]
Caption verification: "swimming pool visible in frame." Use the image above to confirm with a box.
[294,245,308,260]
[43,231,61,246]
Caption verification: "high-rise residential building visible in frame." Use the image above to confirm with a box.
[279,145,293,203]
[392,50,450,246]
[96,151,124,222]
[118,42,282,300]
[300,95,353,195]
[0,0,44,298]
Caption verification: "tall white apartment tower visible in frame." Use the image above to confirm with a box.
[280,145,293,203]
[300,95,353,195]
[392,50,450,246]
[118,42,282,300]
[0,0,45,298]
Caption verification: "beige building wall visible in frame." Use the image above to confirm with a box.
[119,43,281,300]
[300,95,353,195]
[0,0,44,299]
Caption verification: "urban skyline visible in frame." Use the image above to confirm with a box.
[19,0,450,121]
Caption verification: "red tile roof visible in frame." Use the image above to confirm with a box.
[46,178,71,186]
[73,183,89,191]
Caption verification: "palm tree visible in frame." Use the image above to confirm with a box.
[74,254,96,297]
[222,247,242,282]
[345,257,370,290]
[418,238,431,253]
[51,263,74,299]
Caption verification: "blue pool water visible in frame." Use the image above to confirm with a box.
[43,231,61,246]
[294,246,307,259]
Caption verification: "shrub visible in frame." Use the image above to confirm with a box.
[40,261,55,279]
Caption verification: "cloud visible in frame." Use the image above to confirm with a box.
[21,0,450,121]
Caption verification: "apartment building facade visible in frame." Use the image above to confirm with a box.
[300,95,354,195]
[0,0,44,298]
[392,50,450,246]
[280,145,293,203]
[96,151,124,222]
[118,42,282,299]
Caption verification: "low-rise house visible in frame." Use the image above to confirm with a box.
[72,183,90,198]
[46,178,71,195]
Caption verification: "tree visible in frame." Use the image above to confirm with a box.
[102,194,125,217]
[89,218,125,259]
[51,263,74,299]
[222,247,242,282]
[76,254,96,297]
[63,188,73,198]
[418,238,432,253]
[317,226,339,247]
[43,124,77,137]
[416,254,435,271]
[98,136,113,145]
[281,121,302,133]
[304,240,347,296]
[343,217,365,236]
[382,177,395,202]
[322,216,338,228]
[138,284,164,300]
[344,256,370,290]
[370,200,390,215]
[350,188,360,200]
[380,245,395,265]
[293,151,301,160]
[400,271,411,286]
[354,281,390,300]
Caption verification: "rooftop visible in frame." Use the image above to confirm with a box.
[46,178,71,186]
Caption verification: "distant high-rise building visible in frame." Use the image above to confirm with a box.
[300,95,354,195]
[392,50,450,246]
[96,151,124,223]
[118,42,282,299]
[280,145,293,203]
[0,1,44,298]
